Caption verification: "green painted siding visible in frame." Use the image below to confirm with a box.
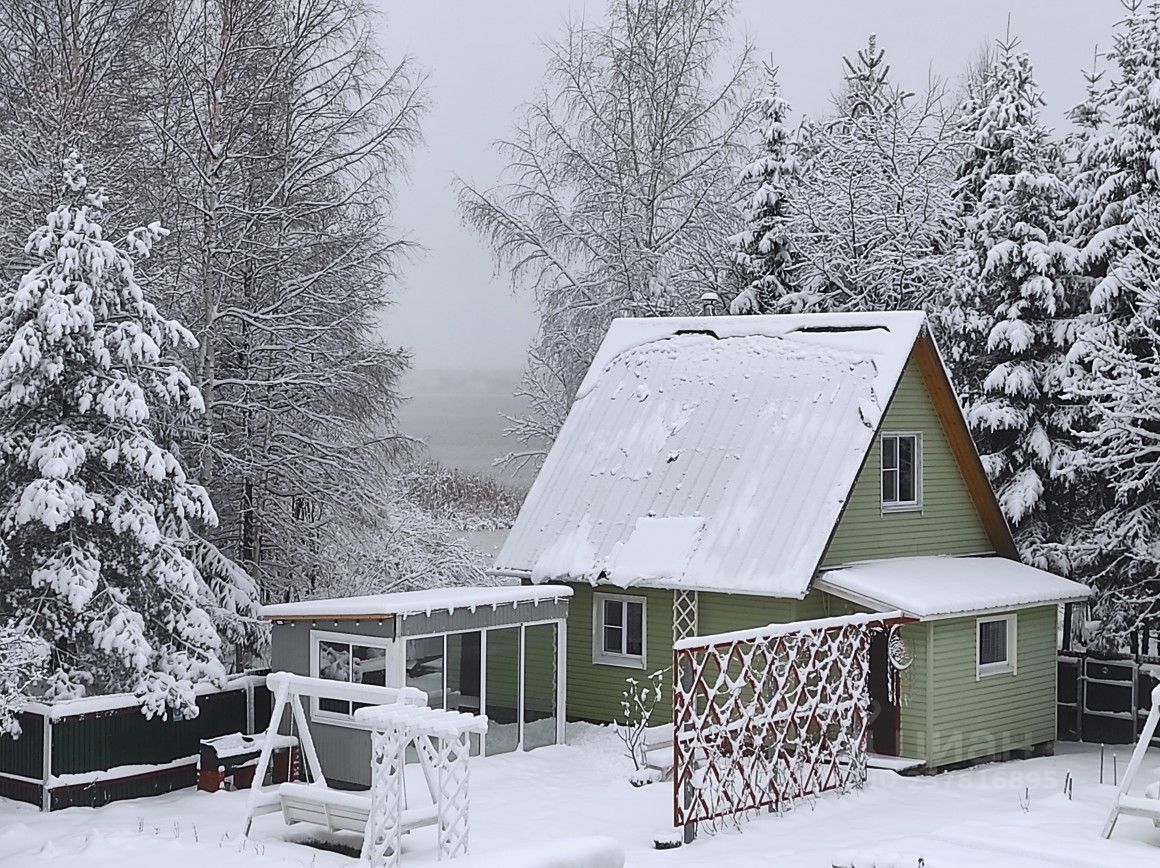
[822,360,993,566]
[898,622,931,761]
[565,583,674,723]
[924,606,1058,767]
[565,586,862,723]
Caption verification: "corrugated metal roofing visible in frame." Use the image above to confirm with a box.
[496,311,927,598]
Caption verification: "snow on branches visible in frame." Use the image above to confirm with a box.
[459,0,757,451]
[1064,2,1160,644]
[729,63,801,314]
[942,42,1087,575]
[0,155,257,717]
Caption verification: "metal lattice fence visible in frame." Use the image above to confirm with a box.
[672,613,901,832]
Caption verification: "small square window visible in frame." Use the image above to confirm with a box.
[977,615,1017,678]
[593,593,645,668]
[881,433,921,510]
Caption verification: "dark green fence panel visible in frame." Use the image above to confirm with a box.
[51,688,250,775]
[0,710,44,779]
[0,676,270,810]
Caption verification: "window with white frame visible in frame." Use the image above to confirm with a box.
[593,593,645,667]
[881,432,922,510]
[310,630,393,723]
[976,614,1017,678]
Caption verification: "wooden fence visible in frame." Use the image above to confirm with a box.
[0,674,272,810]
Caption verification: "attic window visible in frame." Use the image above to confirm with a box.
[881,433,922,511]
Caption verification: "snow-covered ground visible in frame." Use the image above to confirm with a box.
[2,724,1159,867]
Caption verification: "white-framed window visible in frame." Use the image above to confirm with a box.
[309,630,396,726]
[976,614,1017,678]
[881,432,922,511]
[593,592,645,668]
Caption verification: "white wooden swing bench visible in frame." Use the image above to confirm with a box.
[277,781,437,835]
[241,672,490,867]
[1102,683,1160,839]
[241,673,432,838]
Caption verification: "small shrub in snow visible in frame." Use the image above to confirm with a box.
[615,668,667,772]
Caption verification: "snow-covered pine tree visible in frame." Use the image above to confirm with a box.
[942,43,1085,575]
[729,63,801,314]
[1065,1,1160,644]
[0,155,254,717]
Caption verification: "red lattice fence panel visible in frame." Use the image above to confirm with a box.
[672,612,904,831]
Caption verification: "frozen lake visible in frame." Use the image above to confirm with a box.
[396,369,539,490]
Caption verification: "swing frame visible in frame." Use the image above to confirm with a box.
[240,672,427,837]
[1102,683,1160,839]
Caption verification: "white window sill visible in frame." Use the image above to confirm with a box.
[976,664,1016,680]
[592,654,646,670]
[882,501,923,514]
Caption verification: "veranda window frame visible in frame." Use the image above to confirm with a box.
[976,613,1018,679]
[881,431,923,512]
[592,592,646,669]
[308,629,397,729]
[309,619,567,753]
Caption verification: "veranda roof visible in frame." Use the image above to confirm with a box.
[495,311,929,598]
[261,584,572,621]
[816,556,1091,620]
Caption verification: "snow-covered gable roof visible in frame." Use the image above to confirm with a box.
[817,556,1091,619]
[495,311,928,597]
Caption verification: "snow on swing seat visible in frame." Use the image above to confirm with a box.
[277,782,438,835]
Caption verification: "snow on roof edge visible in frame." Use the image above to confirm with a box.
[818,556,1091,620]
[261,584,573,620]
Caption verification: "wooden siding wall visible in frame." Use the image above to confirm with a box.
[565,583,673,723]
[565,586,864,724]
[925,606,1058,767]
[822,360,994,566]
[898,623,931,761]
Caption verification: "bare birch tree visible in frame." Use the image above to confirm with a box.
[147,0,426,597]
[458,0,756,463]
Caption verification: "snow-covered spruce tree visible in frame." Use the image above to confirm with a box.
[792,35,958,312]
[1064,1,1160,644]
[728,63,801,314]
[942,44,1086,575]
[0,156,253,716]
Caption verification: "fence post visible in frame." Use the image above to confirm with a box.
[40,712,52,812]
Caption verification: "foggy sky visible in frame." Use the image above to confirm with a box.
[376,1,1125,375]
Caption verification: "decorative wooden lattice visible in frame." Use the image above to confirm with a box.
[357,704,488,867]
[672,613,901,832]
[673,590,699,643]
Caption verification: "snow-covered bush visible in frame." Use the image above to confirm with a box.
[0,155,259,717]
[0,626,48,736]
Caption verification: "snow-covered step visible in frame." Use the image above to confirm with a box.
[867,754,925,772]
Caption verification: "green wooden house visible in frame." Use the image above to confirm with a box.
[493,311,1090,771]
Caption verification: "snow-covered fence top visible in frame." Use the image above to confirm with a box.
[0,674,271,811]
[673,611,904,652]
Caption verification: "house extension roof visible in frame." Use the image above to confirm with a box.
[495,311,935,598]
[261,584,572,621]
[816,556,1091,620]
